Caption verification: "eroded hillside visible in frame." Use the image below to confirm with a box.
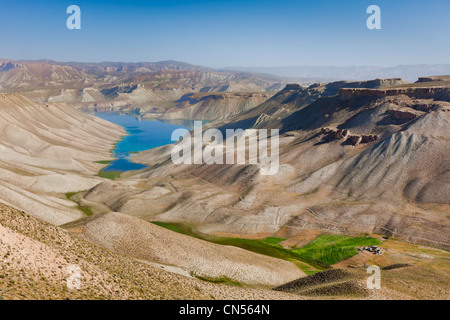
[0,94,124,225]
[0,202,300,300]
[80,79,450,250]
[0,59,286,120]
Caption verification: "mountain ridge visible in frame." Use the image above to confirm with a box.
[222,64,450,82]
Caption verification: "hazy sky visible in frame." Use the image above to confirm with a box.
[1,0,449,68]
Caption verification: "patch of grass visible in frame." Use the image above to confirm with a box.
[153,222,382,270]
[192,274,242,287]
[95,160,112,165]
[65,192,76,200]
[288,259,321,275]
[303,270,321,275]
[261,237,286,245]
[77,205,94,217]
[152,222,325,270]
[152,222,200,238]
[292,235,381,265]
[97,170,121,180]
[64,192,93,216]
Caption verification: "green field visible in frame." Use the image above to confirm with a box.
[95,160,112,165]
[292,235,381,265]
[96,170,121,180]
[152,222,381,272]
[261,237,287,245]
[152,222,307,265]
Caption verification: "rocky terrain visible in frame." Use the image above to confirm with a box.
[0,92,314,290]
[0,202,301,300]
[86,77,450,250]
[212,78,409,131]
[0,59,286,120]
[274,261,449,300]
[4,199,446,300]
[0,62,449,300]
[63,211,304,286]
[142,92,275,121]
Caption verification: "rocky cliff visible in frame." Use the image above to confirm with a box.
[339,86,450,100]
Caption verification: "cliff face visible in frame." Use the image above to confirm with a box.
[213,78,411,132]
[326,78,408,91]
[339,86,450,101]
[417,75,450,82]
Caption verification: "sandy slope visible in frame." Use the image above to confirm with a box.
[0,94,125,225]
[0,93,307,293]
[0,202,300,300]
[63,211,305,286]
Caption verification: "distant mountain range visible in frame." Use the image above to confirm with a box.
[222,64,450,82]
[0,58,287,92]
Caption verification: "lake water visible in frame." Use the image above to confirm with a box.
[94,112,189,172]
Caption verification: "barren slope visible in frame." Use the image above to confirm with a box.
[0,202,299,300]
[63,211,305,286]
[0,94,125,225]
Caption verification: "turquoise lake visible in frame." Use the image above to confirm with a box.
[94,112,190,172]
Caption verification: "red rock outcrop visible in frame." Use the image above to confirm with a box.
[361,135,378,143]
[387,110,417,121]
[320,128,378,146]
[348,135,362,146]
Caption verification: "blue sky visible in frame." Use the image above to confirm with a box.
[0,0,449,67]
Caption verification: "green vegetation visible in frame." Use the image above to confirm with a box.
[97,170,121,180]
[153,222,381,271]
[95,158,121,180]
[153,222,198,238]
[292,235,381,265]
[192,274,242,287]
[153,222,299,262]
[65,192,77,200]
[95,160,112,165]
[261,237,286,245]
[77,205,94,217]
[64,192,94,217]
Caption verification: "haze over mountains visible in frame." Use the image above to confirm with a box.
[0,59,286,92]
[223,64,450,83]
